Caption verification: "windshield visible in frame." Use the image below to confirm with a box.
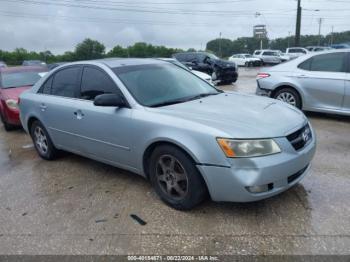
[113,63,219,107]
[243,54,253,58]
[206,53,219,60]
[1,71,45,88]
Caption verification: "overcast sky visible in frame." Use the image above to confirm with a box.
[0,0,349,54]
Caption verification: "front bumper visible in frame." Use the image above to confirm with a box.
[217,70,238,82]
[197,133,316,202]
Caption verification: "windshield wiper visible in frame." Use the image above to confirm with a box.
[149,92,220,108]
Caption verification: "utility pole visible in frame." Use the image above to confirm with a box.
[288,31,291,48]
[219,32,222,58]
[295,0,302,47]
[331,26,334,45]
[318,18,323,46]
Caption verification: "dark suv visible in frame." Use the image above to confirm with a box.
[173,52,238,84]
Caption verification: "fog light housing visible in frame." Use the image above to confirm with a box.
[246,184,273,194]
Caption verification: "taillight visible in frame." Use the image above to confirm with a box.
[257,73,270,79]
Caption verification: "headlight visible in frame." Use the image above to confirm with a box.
[217,138,281,158]
[5,99,19,110]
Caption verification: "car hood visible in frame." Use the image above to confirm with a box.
[1,86,31,100]
[152,92,307,138]
[192,70,211,80]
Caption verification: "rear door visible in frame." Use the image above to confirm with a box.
[37,65,83,153]
[343,52,350,111]
[73,65,134,169]
[295,52,346,110]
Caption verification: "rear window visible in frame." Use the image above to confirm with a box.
[0,71,45,88]
[263,51,278,56]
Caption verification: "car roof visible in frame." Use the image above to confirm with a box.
[60,58,171,69]
[0,66,48,73]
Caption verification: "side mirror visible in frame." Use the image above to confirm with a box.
[94,93,126,107]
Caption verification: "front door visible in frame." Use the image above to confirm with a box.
[73,66,134,169]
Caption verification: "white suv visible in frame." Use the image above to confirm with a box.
[286,47,309,59]
[253,50,282,65]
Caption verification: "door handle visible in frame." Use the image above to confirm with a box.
[74,110,84,120]
[296,74,307,78]
[39,103,47,111]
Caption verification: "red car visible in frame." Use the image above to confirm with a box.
[0,66,47,131]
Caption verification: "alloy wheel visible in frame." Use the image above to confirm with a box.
[156,154,189,200]
[276,92,297,106]
[34,126,48,154]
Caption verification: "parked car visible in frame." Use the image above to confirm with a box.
[273,50,291,62]
[22,60,47,67]
[173,52,238,84]
[256,50,350,115]
[285,47,309,59]
[158,58,212,83]
[253,50,282,65]
[306,46,333,52]
[228,54,262,67]
[0,61,7,68]
[0,66,48,130]
[330,43,350,49]
[47,62,67,71]
[19,58,316,210]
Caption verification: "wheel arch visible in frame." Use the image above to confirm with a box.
[271,84,304,109]
[142,140,200,180]
[142,140,211,199]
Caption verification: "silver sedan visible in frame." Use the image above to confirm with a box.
[19,59,316,210]
[256,49,350,116]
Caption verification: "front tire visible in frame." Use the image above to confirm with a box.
[149,145,207,210]
[274,87,302,109]
[30,120,58,160]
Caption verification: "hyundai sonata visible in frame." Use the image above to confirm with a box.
[19,59,316,210]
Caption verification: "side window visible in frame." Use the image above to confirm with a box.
[298,58,312,71]
[80,67,118,100]
[39,76,53,94]
[255,51,261,55]
[51,67,80,98]
[310,53,346,73]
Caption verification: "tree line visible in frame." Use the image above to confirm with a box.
[0,39,184,65]
[206,30,350,58]
[1,31,350,65]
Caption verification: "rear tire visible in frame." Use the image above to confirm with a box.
[30,120,58,160]
[149,145,207,210]
[0,113,15,131]
[274,87,302,109]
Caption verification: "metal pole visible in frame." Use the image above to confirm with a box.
[295,0,302,46]
[219,32,222,57]
[318,18,323,46]
[331,26,334,45]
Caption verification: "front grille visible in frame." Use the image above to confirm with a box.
[288,165,309,184]
[287,124,312,151]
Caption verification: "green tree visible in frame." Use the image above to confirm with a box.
[75,38,105,60]
[107,45,129,58]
